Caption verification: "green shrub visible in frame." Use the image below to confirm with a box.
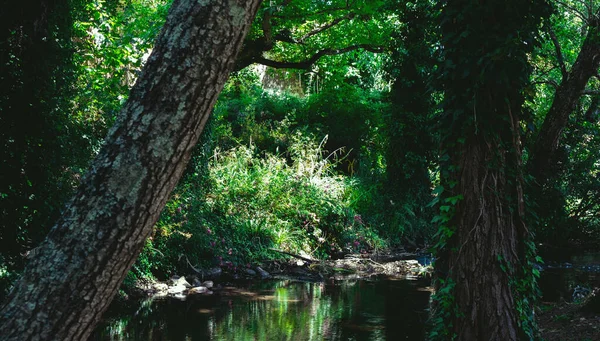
[131,130,387,281]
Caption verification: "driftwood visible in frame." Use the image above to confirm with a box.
[269,248,318,264]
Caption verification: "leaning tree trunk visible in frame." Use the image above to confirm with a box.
[431,1,546,340]
[529,10,600,183]
[0,0,262,340]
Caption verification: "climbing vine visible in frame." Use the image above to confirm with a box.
[430,0,550,339]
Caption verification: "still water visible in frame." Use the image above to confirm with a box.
[537,251,600,302]
[91,252,600,340]
[91,278,432,341]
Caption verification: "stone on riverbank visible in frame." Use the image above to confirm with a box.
[170,276,191,288]
[256,266,271,278]
[188,286,211,295]
[167,284,187,294]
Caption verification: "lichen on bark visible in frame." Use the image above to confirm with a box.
[0,0,263,340]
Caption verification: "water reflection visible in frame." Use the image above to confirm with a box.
[91,278,431,341]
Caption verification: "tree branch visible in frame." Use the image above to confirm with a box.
[548,26,568,80]
[529,8,600,182]
[254,44,385,70]
[530,79,560,89]
[571,191,600,219]
[234,0,378,72]
[555,0,590,23]
[298,13,356,42]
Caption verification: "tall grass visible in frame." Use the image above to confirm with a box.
[131,131,385,281]
[127,80,434,282]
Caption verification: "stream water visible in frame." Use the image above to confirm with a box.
[91,278,432,341]
[91,251,600,341]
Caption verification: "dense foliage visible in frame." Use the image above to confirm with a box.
[1,2,598,336]
[527,0,600,244]
[130,76,394,281]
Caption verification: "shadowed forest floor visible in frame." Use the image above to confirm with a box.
[539,301,600,341]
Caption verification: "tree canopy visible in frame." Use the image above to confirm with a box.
[1,0,599,339]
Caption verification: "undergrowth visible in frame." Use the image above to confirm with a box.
[126,78,433,284]
[131,131,386,282]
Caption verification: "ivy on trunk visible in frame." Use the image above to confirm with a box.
[431,1,548,340]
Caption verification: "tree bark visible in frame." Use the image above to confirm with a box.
[529,11,600,182]
[0,0,262,340]
[441,121,528,340]
[433,1,545,339]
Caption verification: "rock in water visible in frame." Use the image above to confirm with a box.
[256,266,271,279]
[188,286,208,295]
[167,284,187,294]
[171,276,191,288]
[206,267,222,278]
[172,293,187,301]
[192,277,202,287]
[153,282,168,292]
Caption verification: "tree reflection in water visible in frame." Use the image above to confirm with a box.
[92,278,431,341]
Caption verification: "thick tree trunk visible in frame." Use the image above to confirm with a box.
[529,12,600,182]
[442,120,528,340]
[432,1,545,340]
[0,0,262,340]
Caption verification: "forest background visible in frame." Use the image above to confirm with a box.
[0,0,599,336]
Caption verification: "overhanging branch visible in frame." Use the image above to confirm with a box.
[529,7,600,181]
[254,44,386,69]
[299,13,356,42]
[530,80,559,89]
[555,0,590,23]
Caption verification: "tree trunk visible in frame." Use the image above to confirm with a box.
[0,0,262,340]
[439,123,528,340]
[432,1,545,340]
[529,12,600,182]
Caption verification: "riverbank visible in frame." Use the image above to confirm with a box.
[124,249,432,300]
[114,250,599,340]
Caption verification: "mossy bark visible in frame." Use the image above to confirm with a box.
[0,0,262,340]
